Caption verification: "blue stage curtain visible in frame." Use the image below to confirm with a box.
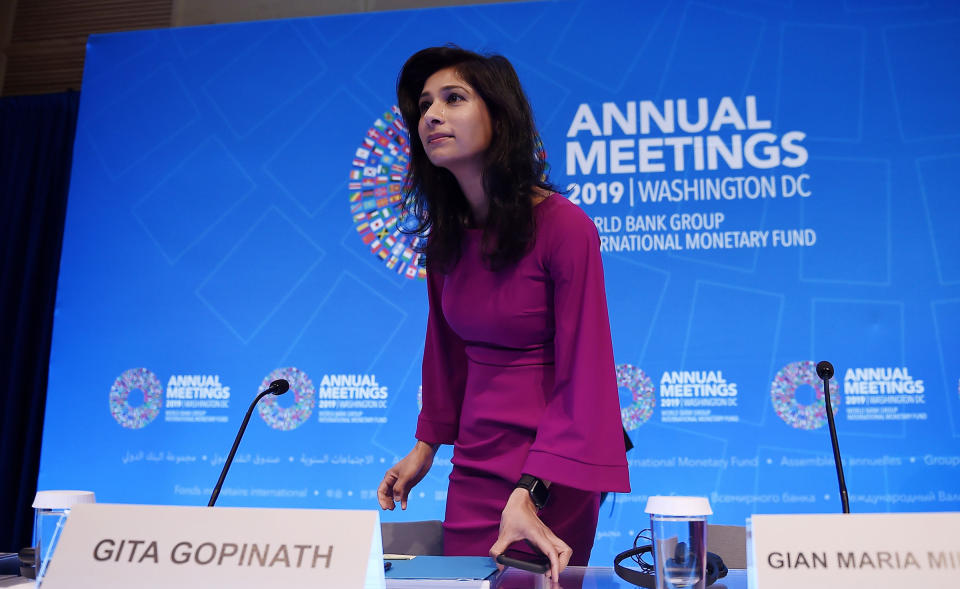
[0,91,79,552]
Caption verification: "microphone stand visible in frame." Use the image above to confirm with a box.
[208,379,289,507]
[817,361,849,513]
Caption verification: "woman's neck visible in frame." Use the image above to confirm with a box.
[451,169,551,227]
[452,167,488,225]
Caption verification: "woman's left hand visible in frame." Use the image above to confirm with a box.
[489,487,572,583]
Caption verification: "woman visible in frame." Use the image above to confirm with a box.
[377,46,629,581]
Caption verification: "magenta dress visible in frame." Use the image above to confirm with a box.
[415,193,630,565]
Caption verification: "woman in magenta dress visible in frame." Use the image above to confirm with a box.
[377,46,629,581]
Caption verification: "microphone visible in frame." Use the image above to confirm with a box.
[816,361,849,513]
[208,379,290,507]
[263,379,289,396]
[815,361,834,381]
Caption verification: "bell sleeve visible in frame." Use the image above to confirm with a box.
[415,267,467,445]
[521,201,631,492]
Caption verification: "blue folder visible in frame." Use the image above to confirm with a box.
[384,556,498,581]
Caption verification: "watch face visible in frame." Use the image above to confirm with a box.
[519,475,549,509]
[531,486,548,509]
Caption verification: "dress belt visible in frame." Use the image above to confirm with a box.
[464,342,555,367]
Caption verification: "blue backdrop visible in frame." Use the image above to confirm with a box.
[39,0,960,564]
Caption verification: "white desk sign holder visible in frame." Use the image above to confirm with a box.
[40,503,385,589]
[748,512,960,589]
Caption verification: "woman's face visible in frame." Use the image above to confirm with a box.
[417,66,492,173]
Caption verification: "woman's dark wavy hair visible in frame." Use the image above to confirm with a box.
[397,46,556,273]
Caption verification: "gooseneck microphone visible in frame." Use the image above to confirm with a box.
[208,379,290,507]
[816,361,849,513]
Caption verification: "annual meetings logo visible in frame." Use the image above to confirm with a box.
[615,364,742,426]
[771,360,839,430]
[109,368,163,429]
[256,367,316,431]
[618,363,655,430]
[348,106,426,280]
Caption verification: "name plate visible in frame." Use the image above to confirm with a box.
[748,512,960,589]
[41,503,384,589]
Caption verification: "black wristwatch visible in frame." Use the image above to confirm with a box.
[516,474,550,510]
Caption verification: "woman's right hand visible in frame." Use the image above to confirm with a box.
[377,440,439,510]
